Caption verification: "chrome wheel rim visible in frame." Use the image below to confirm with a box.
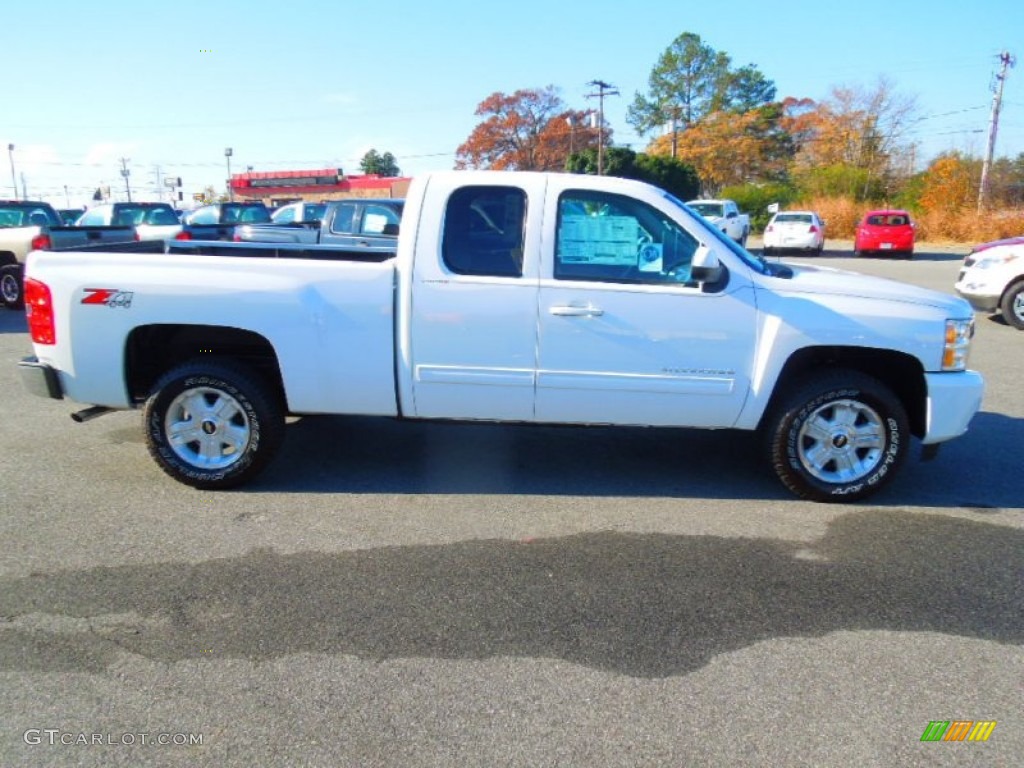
[1013,292,1024,323]
[797,398,885,484]
[164,386,250,470]
[1,274,18,303]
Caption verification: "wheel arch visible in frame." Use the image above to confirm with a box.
[125,324,286,409]
[758,345,927,438]
[999,275,1024,306]
[0,251,17,267]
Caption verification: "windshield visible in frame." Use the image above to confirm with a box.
[688,202,724,218]
[662,192,769,275]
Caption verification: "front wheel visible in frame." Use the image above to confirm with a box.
[144,360,285,489]
[1000,280,1024,329]
[0,264,24,310]
[765,370,909,502]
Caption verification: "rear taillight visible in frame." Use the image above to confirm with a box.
[25,278,56,345]
[174,231,192,240]
[133,231,141,242]
[232,233,241,242]
[765,224,774,232]
[809,225,820,234]
[30,233,52,250]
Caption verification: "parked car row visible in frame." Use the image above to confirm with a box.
[761,208,917,259]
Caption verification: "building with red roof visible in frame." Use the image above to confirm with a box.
[229,169,410,206]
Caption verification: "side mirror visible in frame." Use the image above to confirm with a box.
[690,245,722,283]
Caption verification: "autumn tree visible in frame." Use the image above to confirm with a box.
[455,87,605,171]
[919,153,976,214]
[627,32,776,137]
[785,79,918,200]
[647,107,791,196]
[359,149,401,176]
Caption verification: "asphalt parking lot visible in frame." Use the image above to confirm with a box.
[1,241,1021,767]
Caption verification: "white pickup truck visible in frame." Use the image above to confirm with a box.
[18,171,984,502]
[686,199,750,246]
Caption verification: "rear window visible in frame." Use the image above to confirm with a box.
[222,204,271,224]
[0,204,60,228]
[867,213,910,226]
[113,204,180,226]
[775,213,812,224]
[442,186,526,277]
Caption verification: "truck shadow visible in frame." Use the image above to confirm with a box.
[255,410,1023,511]
[0,309,27,335]
[1,510,1020,678]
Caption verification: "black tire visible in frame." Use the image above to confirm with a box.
[1001,280,1024,330]
[816,243,824,256]
[144,359,285,489]
[765,370,909,502]
[1,263,24,310]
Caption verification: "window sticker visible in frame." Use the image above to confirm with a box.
[559,215,639,266]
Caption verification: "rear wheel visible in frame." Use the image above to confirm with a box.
[144,359,285,489]
[0,264,24,309]
[765,370,909,502]
[1001,280,1024,330]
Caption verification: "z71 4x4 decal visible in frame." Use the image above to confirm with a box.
[80,289,134,308]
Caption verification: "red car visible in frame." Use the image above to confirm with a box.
[854,209,915,258]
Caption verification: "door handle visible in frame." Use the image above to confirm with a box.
[549,304,604,317]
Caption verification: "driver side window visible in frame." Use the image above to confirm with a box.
[555,190,698,285]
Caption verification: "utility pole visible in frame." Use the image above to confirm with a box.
[224,148,234,201]
[978,51,1015,212]
[586,80,619,175]
[119,157,132,202]
[7,144,16,200]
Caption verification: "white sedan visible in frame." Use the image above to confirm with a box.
[762,211,825,256]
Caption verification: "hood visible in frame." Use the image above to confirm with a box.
[772,261,970,315]
[971,236,1024,254]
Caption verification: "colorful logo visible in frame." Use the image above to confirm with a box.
[920,721,996,742]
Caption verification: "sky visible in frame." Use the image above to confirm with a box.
[4,0,1023,208]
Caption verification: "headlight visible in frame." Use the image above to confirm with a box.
[942,318,973,371]
[974,252,1019,269]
